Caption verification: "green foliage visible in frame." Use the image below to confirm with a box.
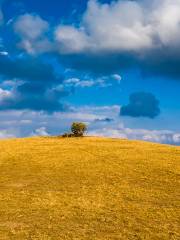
[71,122,87,137]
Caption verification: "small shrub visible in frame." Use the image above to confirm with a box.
[62,133,74,138]
[62,133,69,138]
[67,133,74,138]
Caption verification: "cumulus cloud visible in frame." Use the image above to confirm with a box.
[120,92,160,119]
[14,14,52,54]
[53,0,180,78]
[11,1,180,78]
[9,1,180,78]
[55,0,154,53]
[55,0,180,53]
[55,25,92,54]
[14,14,49,39]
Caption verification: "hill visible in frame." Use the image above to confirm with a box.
[0,137,179,239]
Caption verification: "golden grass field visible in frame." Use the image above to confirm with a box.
[0,137,179,239]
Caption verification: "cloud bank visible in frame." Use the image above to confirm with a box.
[12,0,180,78]
[0,106,179,145]
[53,0,180,78]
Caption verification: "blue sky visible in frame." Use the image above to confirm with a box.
[0,0,180,144]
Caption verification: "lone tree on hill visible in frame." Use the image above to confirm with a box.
[71,122,87,137]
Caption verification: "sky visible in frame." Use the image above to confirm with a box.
[0,0,180,144]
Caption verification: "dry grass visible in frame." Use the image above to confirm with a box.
[0,136,179,239]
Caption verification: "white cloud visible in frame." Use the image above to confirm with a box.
[14,14,52,54]
[64,78,80,84]
[97,74,122,86]
[54,0,180,54]
[12,0,180,67]
[112,74,122,83]
[89,128,127,139]
[76,80,95,87]
[64,73,122,89]
[55,25,93,54]
[152,0,180,47]
[89,127,180,145]
[0,88,12,101]
[33,127,49,137]
[0,51,8,56]
[172,133,180,144]
[0,80,17,88]
[64,78,95,88]
[55,0,153,54]
[14,14,49,40]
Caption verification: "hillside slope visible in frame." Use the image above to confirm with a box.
[0,137,179,239]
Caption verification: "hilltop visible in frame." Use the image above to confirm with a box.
[0,137,179,239]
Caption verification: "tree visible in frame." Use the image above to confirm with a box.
[71,122,87,137]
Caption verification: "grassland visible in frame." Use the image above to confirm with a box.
[0,137,179,239]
